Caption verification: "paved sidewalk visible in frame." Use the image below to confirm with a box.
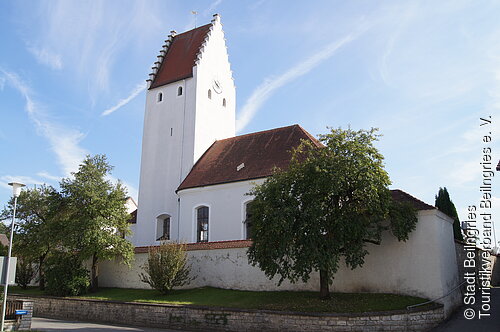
[431,288,499,332]
[32,317,184,332]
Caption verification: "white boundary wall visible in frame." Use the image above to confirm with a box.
[99,209,461,316]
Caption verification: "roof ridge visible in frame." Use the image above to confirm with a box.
[216,124,301,143]
[390,189,436,210]
[175,23,211,37]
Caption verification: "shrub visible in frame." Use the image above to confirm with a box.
[15,258,36,289]
[140,242,193,294]
[44,252,90,296]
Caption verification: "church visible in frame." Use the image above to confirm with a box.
[101,15,461,316]
[133,14,326,247]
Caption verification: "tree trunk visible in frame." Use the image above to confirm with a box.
[90,253,99,292]
[39,255,45,290]
[319,269,330,299]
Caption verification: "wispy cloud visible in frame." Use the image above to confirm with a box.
[0,175,44,190]
[27,45,63,70]
[26,0,164,101]
[235,31,365,133]
[1,69,88,176]
[37,171,61,182]
[204,0,223,16]
[101,82,146,116]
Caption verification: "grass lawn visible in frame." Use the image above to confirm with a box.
[10,286,433,313]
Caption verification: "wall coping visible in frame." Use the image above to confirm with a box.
[10,293,442,318]
[135,239,252,253]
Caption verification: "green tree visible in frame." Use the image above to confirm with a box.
[60,154,134,292]
[247,128,418,299]
[140,242,193,294]
[435,187,463,241]
[0,185,63,290]
[44,251,90,296]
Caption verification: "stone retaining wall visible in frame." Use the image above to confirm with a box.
[11,295,444,332]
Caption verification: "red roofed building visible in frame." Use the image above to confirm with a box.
[133,14,441,248]
[100,15,462,316]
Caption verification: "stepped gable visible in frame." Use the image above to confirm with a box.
[177,124,322,191]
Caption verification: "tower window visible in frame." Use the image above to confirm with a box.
[177,86,183,96]
[222,98,226,107]
[157,92,163,102]
[208,89,212,99]
[196,206,209,242]
[156,214,171,241]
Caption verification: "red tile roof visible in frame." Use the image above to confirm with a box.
[149,24,211,89]
[390,189,435,210]
[177,124,322,191]
[128,209,137,224]
[135,239,252,253]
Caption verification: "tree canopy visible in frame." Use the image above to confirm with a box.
[0,154,134,294]
[60,154,134,291]
[247,128,418,298]
[435,187,463,241]
[0,185,63,289]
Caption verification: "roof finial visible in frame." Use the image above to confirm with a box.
[191,11,198,28]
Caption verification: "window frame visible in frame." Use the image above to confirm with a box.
[244,200,254,240]
[196,206,209,243]
[156,214,171,241]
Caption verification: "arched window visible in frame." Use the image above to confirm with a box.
[208,89,212,99]
[177,86,183,96]
[156,214,170,241]
[196,206,209,242]
[244,201,254,240]
[157,92,163,102]
[222,98,226,107]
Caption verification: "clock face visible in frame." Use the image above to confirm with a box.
[212,79,223,94]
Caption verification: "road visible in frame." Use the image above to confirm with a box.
[32,317,185,332]
[431,288,500,332]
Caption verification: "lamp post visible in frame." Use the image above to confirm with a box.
[0,182,25,332]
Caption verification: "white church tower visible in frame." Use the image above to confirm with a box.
[135,14,235,246]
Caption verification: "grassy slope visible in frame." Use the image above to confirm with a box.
[10,286,432,313]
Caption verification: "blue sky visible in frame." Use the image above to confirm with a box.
[1,1,499,246]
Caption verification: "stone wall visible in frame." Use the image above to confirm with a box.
[11,295,443,332]
[4,299,33,331]
[99,209,462,316]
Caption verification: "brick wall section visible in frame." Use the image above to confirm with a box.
[3,299,33,331]
[11,295,443,331]
[18,299,33,331]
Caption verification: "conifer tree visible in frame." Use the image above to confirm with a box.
[435,187,463,241]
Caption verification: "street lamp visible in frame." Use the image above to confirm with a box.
[0,182,25,332]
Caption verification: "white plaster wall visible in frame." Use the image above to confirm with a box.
[177,179,264,243]
[135,77,195,247]
[100,209,461,315]
[135,17,236,247]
